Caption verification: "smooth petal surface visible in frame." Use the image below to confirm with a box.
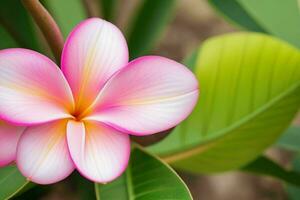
[85,56,199,135]
[0,121,24,167]
[17,120,74,184]
[0,49,74,125]
[67,120,130,183]
[61,18,128,113]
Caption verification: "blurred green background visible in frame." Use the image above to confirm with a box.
[1,0,300,199]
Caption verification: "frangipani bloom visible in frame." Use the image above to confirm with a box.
[0,121,24,167]
[0,18,198,184]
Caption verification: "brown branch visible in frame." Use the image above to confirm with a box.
[21,0,64,64]
[82,0,101,17]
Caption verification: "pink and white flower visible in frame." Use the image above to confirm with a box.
[0,121,24,167]
[0,18,198,184]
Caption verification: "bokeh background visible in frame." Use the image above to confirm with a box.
[32,0,299,199]
[2,0,299,199]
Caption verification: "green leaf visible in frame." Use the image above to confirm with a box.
[183,48,199,71]
[208,0,265,32]
[209,0,300,48]
[127,0,176,59]
[148,32,300,173]
[286,154,300,200]
[0,0,40,50]
[69,172,96,200]
[95,146,192,200]
[242,155,300,186]
[276,126,300,152]
[42,0,87,38]
[98,0,118,22]
[0,26,18,49]
[0,165,30,200]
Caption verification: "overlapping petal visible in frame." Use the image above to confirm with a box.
[0,49,74,125]
[84,56,199,135]
[0,121,25,167]
[17,120,74,184]
[61,18,128,113]
[66,120,130,183]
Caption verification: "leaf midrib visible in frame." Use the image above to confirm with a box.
[0,167,29,200]
[5,181,29,200]
[162,80,300,161]
[125,162,134,200]
[0,168,18,186]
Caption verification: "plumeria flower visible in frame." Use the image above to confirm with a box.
[0,121,24,167]
[0,18,198,184]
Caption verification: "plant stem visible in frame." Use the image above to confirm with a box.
[82,0,100,17]
[21,0,64,64]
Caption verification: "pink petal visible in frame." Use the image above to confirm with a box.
[84,56,199,135]
[0,49,74,125]
[67,120,130,183]
[0,121,25,167]
[61,18,128,113]
[16,120,74,184]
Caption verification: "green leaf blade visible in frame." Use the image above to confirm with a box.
[0,27,18,49]
[286,154,300,200]
[209,0,300,48]
[242,155,300,186]
[0,0,40,50]
[208,0,265,32]
[95,147,192,200]
[276,126,300,152]
[98,0,118,22]
[149,33,300,173]
[237,0,300,48]
[127,0,176,59]
[0,165,29,200]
